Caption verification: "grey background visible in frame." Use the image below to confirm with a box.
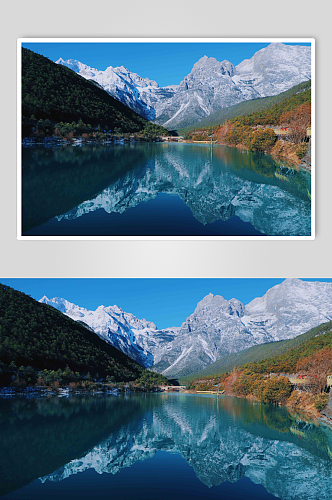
[1,0,331,278]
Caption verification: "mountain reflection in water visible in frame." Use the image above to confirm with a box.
[22,143,311,236]
[0,394,330,499]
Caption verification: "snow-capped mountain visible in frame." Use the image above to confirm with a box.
[151,294,267,377]
[242,278,332,341]
[56,57,178,121]
[157,43,311,129]
[56,43,311,129]
[234,43,311,98]
[152,279,331,377]
[39,296,180,367]
[40,279,331,378]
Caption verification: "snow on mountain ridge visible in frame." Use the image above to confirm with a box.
[193,293,244,317]
[56,42,311,128]
[39,279,331,378]
[39,295,179,367]
[156,43,311,128]
[56,56,175,121]
[40,296,86,315]
[242,278,332,342]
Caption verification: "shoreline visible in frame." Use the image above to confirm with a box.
[2,386,330,428]
[21,136,311,173]
[0,385,162,398]
[186,388,331,427]
[21,136,163,147]
[216,139,311,172]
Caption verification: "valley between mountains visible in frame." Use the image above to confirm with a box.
[40,279,331,379]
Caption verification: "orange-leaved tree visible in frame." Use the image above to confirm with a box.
[279,102,311,144]
[296,347,332,394]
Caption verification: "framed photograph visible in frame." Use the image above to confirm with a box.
[18,38,315,240]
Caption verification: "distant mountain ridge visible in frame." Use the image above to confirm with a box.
[40,279,331,378]
[57,43,311,129]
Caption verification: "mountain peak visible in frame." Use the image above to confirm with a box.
[115,65,129,73]
[197,292,219,305]
[102,304,124,315]
[266,42,285,48]
[283,278,302,284]
[193,55,219,68]
[191,56,234,75]
[194,294,245,318]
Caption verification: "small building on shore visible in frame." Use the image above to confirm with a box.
[159,385,186,391]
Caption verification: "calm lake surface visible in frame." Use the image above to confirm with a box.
[0,393,330,499]
[22,143,311,236]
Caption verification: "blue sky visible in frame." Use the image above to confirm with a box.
[1,278,329,329]
[22,42,311,87]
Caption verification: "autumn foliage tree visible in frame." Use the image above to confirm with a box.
[232,372,291,404]
[279,102,311,144]
[250,128,277,152]
[261,377,292,404]
[216,120,232,143]
[296,347,332,394]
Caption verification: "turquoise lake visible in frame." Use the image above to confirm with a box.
[21,143,311,236]
[0,393,330,499]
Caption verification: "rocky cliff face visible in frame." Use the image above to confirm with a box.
[57,43,311,129]
[40,279,331,378]
[152,293,273,377]
[235,43,311,98]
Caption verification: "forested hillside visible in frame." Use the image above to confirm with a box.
[183,80,311,162]
[0,284,167,386]
[21,48,169,138]
[184,321,331,382]
[187,322,331,412]
[180,80,311,133]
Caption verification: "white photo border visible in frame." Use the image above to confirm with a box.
[17,37,315,241]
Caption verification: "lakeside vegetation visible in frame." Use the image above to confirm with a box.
[186,322,331,415]
[183,322,331,380]
[22,48,170,141]
[0,284,168,390]
[182,80,311,166]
